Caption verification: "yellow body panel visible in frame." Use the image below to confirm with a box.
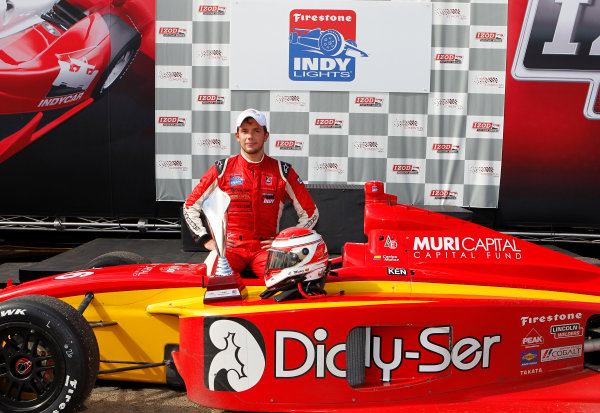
[61,287,205,383]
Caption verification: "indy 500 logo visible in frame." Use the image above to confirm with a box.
[512,0,600,119]
[289,9,368,82]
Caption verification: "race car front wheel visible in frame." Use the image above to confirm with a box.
[0,295,99,413]
[85,250,150,269]
[93,14,142,98]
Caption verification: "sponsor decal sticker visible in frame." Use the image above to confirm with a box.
[289,9,367,82]
[275,326,501,381]
[521,350,539,366]
[412,236,523,261]
[229,175,244,187]
[551,323,583,339]
[38,92,85,108]
[521,312,583,326]
[521,367,543,375]
[541,345,582,362]
[204,317,265,391]
[522,328,544,348]
[387,267,408,276]
[384,236,398,249]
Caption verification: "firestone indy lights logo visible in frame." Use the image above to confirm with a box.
[289,10,368,82]
[512,0,600,119]
[204,317,266,392]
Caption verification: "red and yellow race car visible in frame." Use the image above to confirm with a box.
[1,181,600,412]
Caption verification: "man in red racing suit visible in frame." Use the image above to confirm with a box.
[183,108,318,276]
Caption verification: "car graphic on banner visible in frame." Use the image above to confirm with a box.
[0,0,142,163]
[289,9,368,82]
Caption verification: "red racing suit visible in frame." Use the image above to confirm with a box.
[183,154,319,276]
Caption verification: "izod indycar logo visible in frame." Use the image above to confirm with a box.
[473,122,500,132]
[435,54,463,64]
[158,117,186,126]
[199,5,226,15]
[289,9,368,82]
[432,143,460,153]
[275,140,304,150]
[513,0,600,119]
[355,97,383,107]
[392,164,420,175]
[315,118,343,128]
[430,190,458,200]
[158,27,187,37]
[475,32,504,43]
[197,95,225,104]
[275,326,501,382]
[412,236,523,260]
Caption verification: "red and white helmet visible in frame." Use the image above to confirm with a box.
[264,227,328,291]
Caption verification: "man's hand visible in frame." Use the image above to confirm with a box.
[203,239,217,251]
[260,237,274,249]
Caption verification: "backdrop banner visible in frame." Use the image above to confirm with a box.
[156,0,509,208]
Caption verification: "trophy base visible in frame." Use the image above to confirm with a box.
[204,273,248,303]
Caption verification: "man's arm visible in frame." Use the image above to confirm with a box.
[182,165,220,247]
[283,165,319,230]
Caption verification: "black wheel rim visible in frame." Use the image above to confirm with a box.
[0,322,66,411]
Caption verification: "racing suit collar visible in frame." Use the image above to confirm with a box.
[240,152,264,164]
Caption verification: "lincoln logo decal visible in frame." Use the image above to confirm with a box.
[204,317,266,392]
[512,0,600,119]
[289,9,368,82]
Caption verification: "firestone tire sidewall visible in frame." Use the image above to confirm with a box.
[0,298,96,413]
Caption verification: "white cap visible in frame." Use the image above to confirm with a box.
[235,108,267,128]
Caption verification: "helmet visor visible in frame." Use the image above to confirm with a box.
[265,249,301,272]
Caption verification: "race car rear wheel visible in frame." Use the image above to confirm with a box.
[85,251,150,269]
[319,30,344,56]
[93,14,142,98]
[0,295,99,413]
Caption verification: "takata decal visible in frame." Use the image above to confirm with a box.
[512,0,600,119]
[289,9,368,82]
[204,317,266,392]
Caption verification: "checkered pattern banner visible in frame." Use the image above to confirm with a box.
[155,0,507,207]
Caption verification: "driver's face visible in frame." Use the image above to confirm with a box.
[235,118,268,158]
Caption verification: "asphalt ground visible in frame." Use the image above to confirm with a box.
[83,380,221,413]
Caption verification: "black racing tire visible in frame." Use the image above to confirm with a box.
[92,14,141,98]
[85,251,150,269]
[0,295,99,413]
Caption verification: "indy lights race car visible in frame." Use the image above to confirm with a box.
[2,181,600,412]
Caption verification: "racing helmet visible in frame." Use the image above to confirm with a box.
[264,228,329,291]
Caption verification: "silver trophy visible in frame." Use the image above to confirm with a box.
[201,187,233,277]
